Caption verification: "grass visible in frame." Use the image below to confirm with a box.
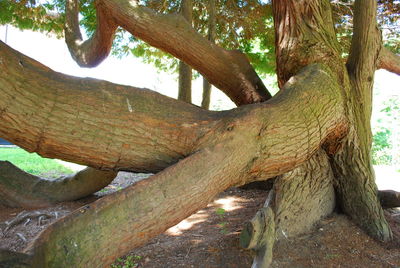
[0,148,74,178]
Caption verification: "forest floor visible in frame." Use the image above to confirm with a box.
[1,172,399,268]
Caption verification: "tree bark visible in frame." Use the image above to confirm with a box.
[64,0,271,105]
[0,41,349,266]
[177,0,193,103]
[241,149,336,268]
[334,0,392,242]
[0,161,117,208]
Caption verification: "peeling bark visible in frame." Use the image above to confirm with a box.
[0,161,117,208]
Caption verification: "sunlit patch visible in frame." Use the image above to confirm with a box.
[213,196,244,212]
[166,214,208,236]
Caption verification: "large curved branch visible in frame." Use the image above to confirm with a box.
[377,47,400,75]
[25,145,251,267]
[65,0,117,67]
[64,0,271,105]
[0,41,220,172]
[0,161,117,208]
[0,42,347,177]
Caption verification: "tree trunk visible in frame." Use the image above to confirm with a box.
[239,1,393,266]
[177,0,193,103]
[0,40,348,267]
[0,0,396,266]
[201,0,216,109]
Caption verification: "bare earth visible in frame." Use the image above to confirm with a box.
[1,173,399,268]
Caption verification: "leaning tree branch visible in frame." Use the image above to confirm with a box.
[0,161,117,208]
[0,42,348,177]
[64,0,271,105]
[65,0,117,67]
[26,145,252,267]
[377,47,400,76]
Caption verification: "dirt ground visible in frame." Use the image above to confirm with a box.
[1,173,399,268]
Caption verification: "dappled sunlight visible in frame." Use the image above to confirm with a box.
[166,192,255,237]
[166,213,209,236]
[212,196,245,212]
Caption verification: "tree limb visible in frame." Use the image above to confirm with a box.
[0,42,348,178]
[377,47,400,76]
[65,0,117,67]
[0,161,117,208]
[26,145,252,267]
[64,0,271,105]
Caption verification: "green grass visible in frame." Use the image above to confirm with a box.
[0,148,74,178]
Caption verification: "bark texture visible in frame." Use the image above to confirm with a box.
[240,150,336,268]
[333,0,392,242]
[0,161,117,208]
[0,41,348,267]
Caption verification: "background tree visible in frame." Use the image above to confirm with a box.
[0,0,400,267]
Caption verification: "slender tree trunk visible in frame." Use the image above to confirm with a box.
[178,0,193,103]
[201,0,216,109]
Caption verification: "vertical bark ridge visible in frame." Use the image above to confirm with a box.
[272,0,341,88]
[333,0,392,242]
[65,0,117,67]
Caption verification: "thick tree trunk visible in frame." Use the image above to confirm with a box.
[240,1,393,266]
[177,0,193,103]
[0,161,117,208]
[241,150,336,267]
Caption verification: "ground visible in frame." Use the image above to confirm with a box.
[1,173,399,268]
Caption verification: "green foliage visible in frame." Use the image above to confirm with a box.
[0,148,74,177]
[372,94,400,165]
[111,255,142,268]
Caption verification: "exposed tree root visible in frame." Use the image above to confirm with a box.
[0,161,117,208]
[1,210,65,235]
[379,190,400,209]
[240,150,336,267]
